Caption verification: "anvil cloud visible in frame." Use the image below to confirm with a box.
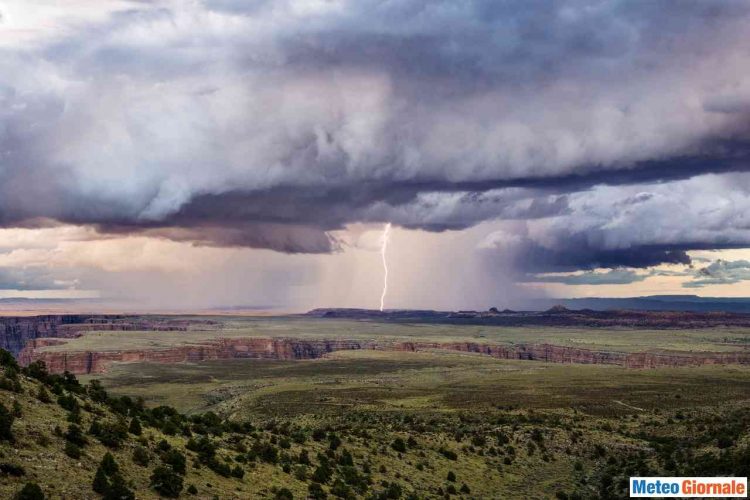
[3,0,750,275]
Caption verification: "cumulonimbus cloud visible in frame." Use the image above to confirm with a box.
[3,0,750,270]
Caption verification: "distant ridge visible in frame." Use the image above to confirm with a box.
[304,305,750,329]
[532,295,750,314]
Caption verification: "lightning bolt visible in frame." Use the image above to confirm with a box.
[379,222,392,312]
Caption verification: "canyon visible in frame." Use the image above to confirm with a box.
[18,335,750,375]
[5,311,750,375]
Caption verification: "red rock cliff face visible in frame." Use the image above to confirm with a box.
[18,336,750,374]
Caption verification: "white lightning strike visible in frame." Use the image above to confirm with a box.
[379,222,392,312]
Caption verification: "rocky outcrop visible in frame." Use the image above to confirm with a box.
[18,336,750,374]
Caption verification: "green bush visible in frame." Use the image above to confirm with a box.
[132,446,151,467]
[65,424,87,447]
[391,437,407,453]
[308,482,326,500]
[275,487,294,500]
[14,482,44,500]
[128,418,142,436]
[64,442,82,459]
[0,402,16,441]
[100,453,119,476]
[36,386,52,404]
[161,449,186,475]
[150,465,184,498]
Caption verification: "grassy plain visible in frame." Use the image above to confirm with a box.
[86,350,750,417]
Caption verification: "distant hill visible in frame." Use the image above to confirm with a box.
[531,295,750,313]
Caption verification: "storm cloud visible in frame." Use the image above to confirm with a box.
[3,0,750,272]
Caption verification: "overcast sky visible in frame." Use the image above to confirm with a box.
[2,0,750,311]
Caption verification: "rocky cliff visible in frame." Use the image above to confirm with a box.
[18,336,750,374]
[0,315,124,356]
[1,314,222,357]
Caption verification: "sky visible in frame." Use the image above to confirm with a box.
[2,0,750,311]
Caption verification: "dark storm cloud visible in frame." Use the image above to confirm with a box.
[524,268,649,286]
[3,0,750,267]
[684,259,750,288]
[0,267,75,291]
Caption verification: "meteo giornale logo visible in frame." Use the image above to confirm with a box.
[630,477,747,498]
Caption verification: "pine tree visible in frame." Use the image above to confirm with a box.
[128,417,142,436]
[104,473,134,500]
[92,465,110,495]
[0,402,15,442]
[100,452,119,476]
[36,386,51,404]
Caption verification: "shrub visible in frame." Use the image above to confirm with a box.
[150,465,184,498]
[106,473,135,500]
[231,465,245,479]
[312,464,333,484]
[0,349,19,371]
[101,453,119,476]
[0,463,26,476]
[275,487,294,500]
[187,484,198,495]
[133,446,151,467]
[328,433,342,451]
[391,438,406,453]
[447,471,456,482]
[128,418,142,436]
[65,424,87,447]
[24,361,49,382]
[57,394,78,412]
[161,449,186,475]
[312,428,327,441]
[87,380,109,403]
[92,465,109,495]
[338,449,354,466]
[294,465,307,481]
[14,482,44,500]
[251,441,279,464]
[64,442,82,459]
[96,420,128,449]
[331,479,353,498]
[460,484,471,494]
[308,482,327,500]
[36,386,51,404]
[0,402,15,441]
[208,459,231,477]
[438,447,457,460]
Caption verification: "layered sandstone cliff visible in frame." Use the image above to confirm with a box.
[0,315,123,356]
[18,336,750,374]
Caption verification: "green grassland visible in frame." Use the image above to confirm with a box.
[39,317,750,354]
[86,350,750,417]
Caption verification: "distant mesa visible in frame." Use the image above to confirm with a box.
[545,305,571,314]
